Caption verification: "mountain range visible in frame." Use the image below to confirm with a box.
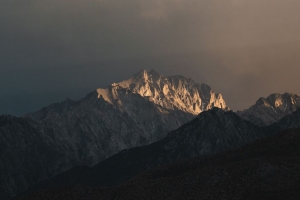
[21,107,300,197]
[237,92,300,126]
[0,69,299,199]
[1,69,227,199]
[21,128,300,200]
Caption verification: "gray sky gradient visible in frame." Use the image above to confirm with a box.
[1,0,300,116]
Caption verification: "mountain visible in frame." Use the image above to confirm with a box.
[237,93,300,126]
[22,108,277,195]
[103,69,229,115]
[0,116,51,200]
[22,108,300,196]
[23,69,228,164]
[20,129,300,200]
[0,69,228,199]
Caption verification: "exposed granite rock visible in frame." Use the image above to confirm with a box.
[237,93,300,126]
[109,69,229,114]
[1,70,228,199]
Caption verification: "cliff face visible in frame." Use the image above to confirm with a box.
[237,93,300,126]
[1,69,228,199]
[104,69,229,115]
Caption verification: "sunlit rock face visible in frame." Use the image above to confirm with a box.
[1,69,228,199]
[237,93,300,126]
[97,69,229,115]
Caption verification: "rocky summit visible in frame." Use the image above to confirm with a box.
[5,69,299,200]
[96,69,229,115]
[237,93,300,126]
[0,69,228,199]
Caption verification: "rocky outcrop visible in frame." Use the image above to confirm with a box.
[237,93,300,126]
[104,69,229,115]
[1,69,228,199]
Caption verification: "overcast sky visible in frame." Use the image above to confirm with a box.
[1,0,300,116]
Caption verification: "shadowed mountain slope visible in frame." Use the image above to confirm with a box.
[20,128,300,200]
[23,108,293,196]
[1,70,228,199]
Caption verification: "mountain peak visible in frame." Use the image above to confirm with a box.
[148,69,162,81]
[265,93,300,108]
[97,69,229,115]
[148,69,160,75]
[133,69,149,80]
[255,97,269,106]
[238,92,300,126]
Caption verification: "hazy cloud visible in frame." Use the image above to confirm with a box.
[1,0,300,115]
